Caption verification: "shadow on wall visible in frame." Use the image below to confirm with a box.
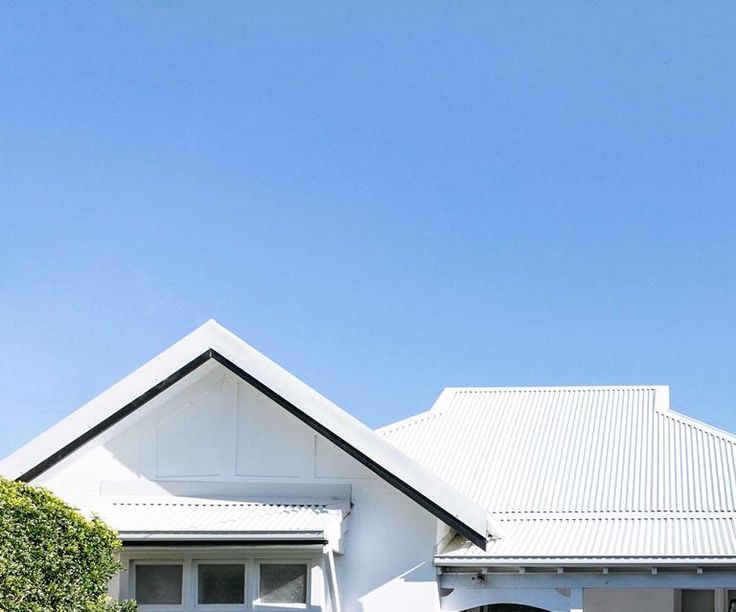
[341,477,442,611]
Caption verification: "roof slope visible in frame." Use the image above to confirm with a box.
[438,514,736,565]
[0,321,496,549]
[92,497,346,533]
[380,386,736,563]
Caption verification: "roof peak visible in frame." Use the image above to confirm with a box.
[442,384,669,392]
[1,320,497,549]
[434,385,670,412]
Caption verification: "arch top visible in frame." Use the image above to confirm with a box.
[465,606,550,612]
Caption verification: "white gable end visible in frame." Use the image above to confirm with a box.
[154,372,234,478]
[2,330,451,612]
[0,320,494,548]
[36,364,375,503]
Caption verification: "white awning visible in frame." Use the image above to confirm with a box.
[88,497,349,550]
[435,513,736,566]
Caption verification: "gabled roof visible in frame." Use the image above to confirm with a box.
[380,385,736,564]
[0,321,496,549]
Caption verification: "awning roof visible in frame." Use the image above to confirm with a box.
[436,513,736,566]
[88,497,348,547]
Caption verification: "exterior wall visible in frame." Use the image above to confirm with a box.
[444,586,736,612]
[584,589,676,612]
[336,478,440,611]
[455,587,730,612]
[443,587,584,612]
[32,365,442,612]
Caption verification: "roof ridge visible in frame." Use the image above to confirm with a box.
[377,409,443,435]
[444,385,668,393]
[438,385,670,414]
[661,408,736,443]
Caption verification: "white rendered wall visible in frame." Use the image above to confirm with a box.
[33,365,442,612]
[451,588,676,612]
[584,589,676,612]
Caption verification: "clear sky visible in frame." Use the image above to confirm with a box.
[2,3,736,459]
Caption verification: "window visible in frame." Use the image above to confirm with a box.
[128,556,313,609]
[258,563,307,605]
[135,564,183,605]
[197,563,245,605]
[680,590,715,612]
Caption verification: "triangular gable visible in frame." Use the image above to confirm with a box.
[0,320,499,549]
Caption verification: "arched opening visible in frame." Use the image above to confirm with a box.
[447,585,569,611]
[464,606,551,612]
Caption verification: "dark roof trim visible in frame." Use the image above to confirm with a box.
[18,349,487,550]
[17,350,211,483]
[122,538,327,548]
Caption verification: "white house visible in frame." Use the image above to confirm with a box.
[2,320,736,612]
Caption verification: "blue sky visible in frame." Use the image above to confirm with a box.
[1,3,736,459]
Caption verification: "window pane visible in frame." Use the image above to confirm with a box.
[260,564,307,604]
[135,564,183,605]
[681,590,714,612]
[198,564,245,604]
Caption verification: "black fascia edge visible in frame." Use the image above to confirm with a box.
[122,538,327,548]
[17,349,488,550]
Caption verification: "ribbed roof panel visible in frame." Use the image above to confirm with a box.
[89,497,345,535]
[380,386,736,514]
[438,514,736,560]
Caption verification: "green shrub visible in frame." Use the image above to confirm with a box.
[0,477,136,611]
[104,598,138,612]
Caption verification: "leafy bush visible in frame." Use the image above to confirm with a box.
[0,477,136,611]
[105,598,138,612]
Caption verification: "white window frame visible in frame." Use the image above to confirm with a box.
[193,559,248,612]
[253,559,310,610]
[132,559,188,612]
[121,550,320,612]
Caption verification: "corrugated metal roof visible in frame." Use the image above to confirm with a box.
[380,386,736,563]
[88,497,346,540]
[438,515,736,563]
